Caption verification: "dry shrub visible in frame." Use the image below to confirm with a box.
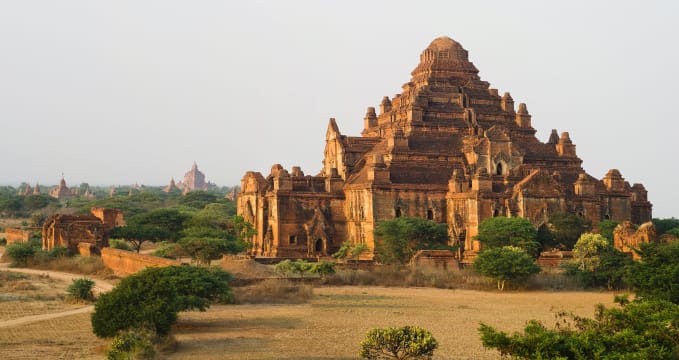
[220,256,274,279]
[524,271,581,291]
[28,255,113,276]
[323,266,497,290]
[233,278,313,304]
[0,271,29,284]
[10,280,37,291]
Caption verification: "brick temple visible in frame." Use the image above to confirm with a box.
[237,36,652,261]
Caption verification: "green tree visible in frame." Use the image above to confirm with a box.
[374,217,450,264]
[565,245,633,290]
[652,217,679,236]
[473,246,540,291]
[597,219,619,243]
[359,326,438,360]
[565,233,633,289]
[626,241,679,304]
[109,224,170,253]
[537,212,591,250]
[571,233,609,271]
[132,208,191,241]
[178,237,241,265]
[475,217,540,258]
[479,298,679,359]
[152,241,180,259]
[23,194,58,211]
[179,191,217,209]
[91,265,231,337]
[0,195,24,217]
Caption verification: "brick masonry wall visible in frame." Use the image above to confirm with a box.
[101,247,181,277]
[5,228,31,244]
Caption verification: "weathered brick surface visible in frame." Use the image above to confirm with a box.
[5,228,32,244]
[238,36,652,262]
[101,247,181,277]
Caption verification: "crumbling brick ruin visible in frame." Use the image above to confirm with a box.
[238,36,652,262]
[614,221,657,260]
[42,207,124,252]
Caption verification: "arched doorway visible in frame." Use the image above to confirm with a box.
[315,239,323,253]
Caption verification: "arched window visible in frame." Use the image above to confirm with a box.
[315,239,323,253]
[496,163,503,176]
[493,209,500,217]
[427,209,434,220]
[395,207,402,218]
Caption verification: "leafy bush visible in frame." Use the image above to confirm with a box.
[652,217,679,236]
[5,242,37,266]
[107,328,155,360]
[479,298,679,359]
[563,234,633,289]
[152,242,180,259]
[359,325,438,359]
[48,246,71,258]
[109,239,133,251]
[474,246,540,291]
[374,217,450,264]
[310,261,336,278]
[597,219,619,243]
[332,242,370,261]
[331,241,351,259]
[626,241,679,304]
[91,265,231,337]
[67,277,96,301]
[274,259,314,278]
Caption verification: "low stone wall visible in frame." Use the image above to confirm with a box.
[5,228,32,244]
[410,250,460,270]
[101,247,181,277]
[537,250,573,269]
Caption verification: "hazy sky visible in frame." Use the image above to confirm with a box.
[0,1,677,217]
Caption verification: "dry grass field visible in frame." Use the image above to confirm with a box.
[168,286,618,360]
[0,270,107,359]
[0,271,79,321]
[0,258,619,359]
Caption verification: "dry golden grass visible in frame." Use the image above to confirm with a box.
[169,286,619,360]
[233,279,314,304]
[27,255,113,277]
[0,312,105,359]
[0,271,81,321]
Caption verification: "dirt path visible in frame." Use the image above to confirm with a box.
[0,305,94,329]
[0,256,115,328]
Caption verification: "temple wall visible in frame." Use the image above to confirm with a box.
[270,194,346,257]
[101,247,181,277]
[5,228,32,244]
[605,196,632,223]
